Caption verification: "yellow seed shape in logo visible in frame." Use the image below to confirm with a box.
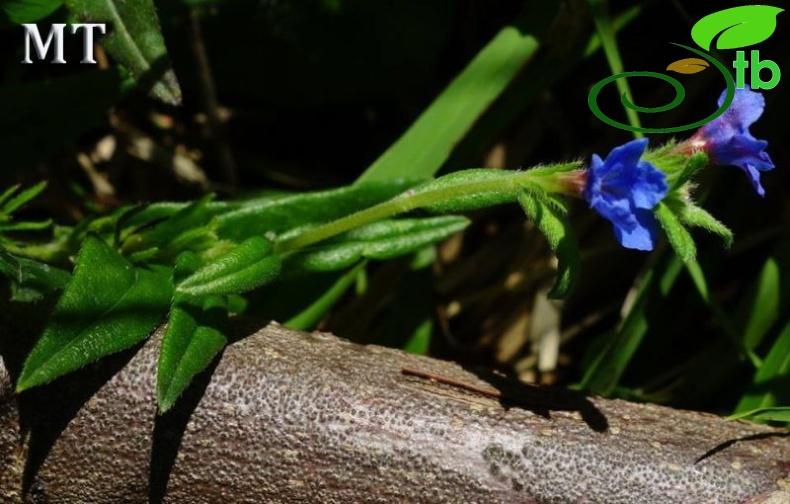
[666,58,710,74]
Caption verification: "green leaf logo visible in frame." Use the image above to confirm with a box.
[692,6,784,51]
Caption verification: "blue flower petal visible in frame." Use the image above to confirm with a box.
[584,139,668,251]
[614,209,660,251]
[696,87,774,196]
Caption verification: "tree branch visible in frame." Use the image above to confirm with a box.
[1,319,789,503]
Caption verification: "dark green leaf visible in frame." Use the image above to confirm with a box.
[17,235,172,391]
[64,0,181,104]
[691,6,783,51]
[177,236,281,296]
[735,318,790,414]
[655,203,696,262]
[157,294,227,413]
[0,249,70,302]
[1,0,62,24]
[518,191,580,298]
[283,216,468,274]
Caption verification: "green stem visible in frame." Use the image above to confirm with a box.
[275,163,581,254]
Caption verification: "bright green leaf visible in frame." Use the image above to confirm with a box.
[17,235,172,391]
[177,236,281,296]
[356,25,541,183]
[1,181,47,215]
[518,191,580,298]
[64,0,182,104]
[728,407,790,423]
[157,294,227,413]
[691,6,784,51]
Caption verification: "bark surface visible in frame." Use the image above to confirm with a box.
[1,318,789,503]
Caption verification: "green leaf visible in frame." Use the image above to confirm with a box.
[177,236,281,297]
[2,181,47,215]
[157,294,227,413]
[283,216,468,274]
[579,252,684,395]
[1,0,62,24]
[691,6,784,51]
[64,0,182,105]
[518,191,580,298]
[676,203,733,248]
[735,318,790,414]
[0,70,123,171]
[17,236,172,391]
[0,249,70,302]
[728,407,790,424]
[355,24,541,182]
[655,202,696,262]
[215,179,423,242]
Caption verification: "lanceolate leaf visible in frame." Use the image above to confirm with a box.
[666,58,709,75]
[17,235,172,391]
[518,191,580,298]
[157,294,227,413]
[691,6,784,51]
[215,179,423,242]
[282,216,468,274]
[177,236,281,297]
[64,0,182,104]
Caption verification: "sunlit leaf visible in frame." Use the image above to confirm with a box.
[17,235,172,391]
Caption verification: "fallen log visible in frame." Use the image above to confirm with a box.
[1,318,789,503]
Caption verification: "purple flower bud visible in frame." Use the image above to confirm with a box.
[584,138,668,251]
[688,86,774,196]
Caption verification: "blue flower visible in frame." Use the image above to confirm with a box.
[584,138,668,251]
[693,86,774,196]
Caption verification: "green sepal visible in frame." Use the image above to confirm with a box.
[655,202,697,262]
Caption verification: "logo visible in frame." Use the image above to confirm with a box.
[589,6,783,133]
[21,23,107,64]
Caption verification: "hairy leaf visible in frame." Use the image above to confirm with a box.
[518,191,580,298]
[157,294,227,413]
[215,179,423,242]
[677,204,733,248]
[283,216,468,274]
[177,236,281,297]
[64,0,181,104]
[17,235,172,391]
[0,249,70,302]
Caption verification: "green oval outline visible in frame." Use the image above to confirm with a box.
[588,43,735,133]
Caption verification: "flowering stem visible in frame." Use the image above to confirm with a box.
[274,162,581,254]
